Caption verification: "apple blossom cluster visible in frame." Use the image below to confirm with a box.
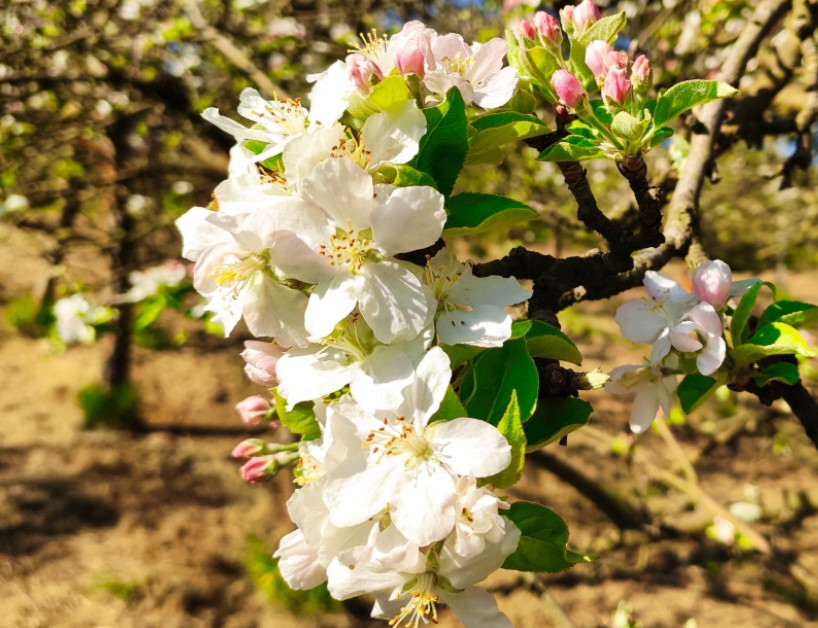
[606,260,758,433]
[175,19,543,625]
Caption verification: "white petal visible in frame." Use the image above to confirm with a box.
[437,306,512,348]
[649,328,672,364]
[370,185,446,255]
[307,60,356,127]
[615,301,667,343]
[324,457,404,529]
[697,335,726,375]
[399,346,451,425]
[360,261,434,344]
[630,386,660,433]
[351,346,416,413]
[304,273,363,341]
[243,279,310,346]
[302,157,375,231]
[361,99,426,167]
[273,529,328,591]
[201,107,273,142]
[277,349,356,408]
[452,273,532,308]
[390,461,458,546]
[644,270,691,303]
[430,417,511,477]
[472,66,518,109]
[439,587,513,628]
[175,206,229,261]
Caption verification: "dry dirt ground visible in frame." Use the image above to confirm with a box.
[3,223,818,628]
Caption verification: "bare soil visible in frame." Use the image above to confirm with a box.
[3,223,818,627]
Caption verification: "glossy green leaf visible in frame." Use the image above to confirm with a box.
[649,125,675,147]
[347,75,412,120]
[412,88,469,197]
[441,342,484,368]
[466,111,550,165]
[524,397,592,450]
[677,374,719,414]
[757,300,818,330]
[732,322,816,366]
[652,80,739,128]
[730,280,768,347]
[443,192,538,235]
[464,338,539,425]
[525,320,583,365]
[538,135,604,162]
[502,501,591,572]
[576,11,627,45]
[273,389,321,440]
[432,385,468,422]
[485,392,526,489]
[754,362,800,388]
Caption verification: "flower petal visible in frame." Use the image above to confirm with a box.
[429,417,511,477]
[305,273,363,341]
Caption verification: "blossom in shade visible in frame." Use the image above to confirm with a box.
[692,259,732,307]
[606,363,678,434]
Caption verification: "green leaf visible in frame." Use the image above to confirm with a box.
[441,343,484,367]
[649,125,675,147]
[466,111,550,165]
[730,280,768,347]
[133,297,166,331]
[377,164,439,189]
[347,75,412,120]
[464,338,539,425]
[576,11,627,45]
[652,80,739,128]
[511,320,532,339]
[485,392,526,489]
[538,135,604,162]
[677,374,719,414]
[757,300,818,330]
[443,192,538,235]
[732,322,816,366]
[412,88,469,197]
[432,385,468,422]
[502,501,591,572]
[525,320,583,365]
[754,362,800,388]
[610,111,649,144]
[523,397,592,450]
[273,389,321,440]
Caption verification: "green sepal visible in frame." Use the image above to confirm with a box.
[754,362,800,388]
[484,392,526,489]
[443,192,538,235]
[273,389,321,440]
[464,337,539,425]
[523,397,592,450]
[502,501,592,573]
[652,80,739,128]
[412,87,469,197]
[524,320,583,365]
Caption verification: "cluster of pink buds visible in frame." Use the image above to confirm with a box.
[560,0,601,35]
[585,41,652,107]
[516,10,562,49]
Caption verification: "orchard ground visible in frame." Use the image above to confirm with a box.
[2,223,818,628]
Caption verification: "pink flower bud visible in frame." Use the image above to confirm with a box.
[551,69,587,108]
[517,19,536,41]
[605,50,628,71]
[240,456,274,483]
[533,11,561,42]
[235,394,270,426]
[347,53,382,90]
[564,0,600,32]
[692,260,732,307]
[241,340,284,386]
[585,40,613,78]
[633,54,651,82]
[602,66,631,105]
[232,438,266,460]
[394,37,427,76]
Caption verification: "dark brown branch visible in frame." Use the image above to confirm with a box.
[617,155,666,248]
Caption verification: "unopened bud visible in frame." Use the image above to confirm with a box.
[602,66,631,105]
[631,54,652,98]
[585,40,613,79]
[240,455,275,483]
[394,34,429,76]
[517,19,536,42]
[241,340,284,387]
[561,0,600,35]
[533,11,561,44]
[347,53,382,90]
[692,259,732,307]
[235,394,271,426]
[551,69,588,109]
[232,438,266,460]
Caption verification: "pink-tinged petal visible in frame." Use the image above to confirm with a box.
[472,65,518,108]
[277,349,356,408]
[615,301,667,343]
[630,385,660,434]
[439,587,513,628]
[437,306,512,348]
[175,206,229,261]
[351,346,416,413]
[686,302,723,337]
[302,157,375,231]
[371,185,446,255]
[390,461,458,546]
[451,273,532,308]
[468,38,506,81]
[304,273,363,341]
[399,346,451,426]
[430,417,511,477]
[273,529,328,591]
[668,322,703,353]
[359,261,434,344]
[696,335,726,376]
[692,259,732,306]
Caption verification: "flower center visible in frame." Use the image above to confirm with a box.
[250,97,308,137]
[351,28,390,62]
[365,416,432,465]
[214,251,270,296]
[318,226,374,273]
[440,51,475,76]
[329,136,373,170]
[389,572,439,627]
